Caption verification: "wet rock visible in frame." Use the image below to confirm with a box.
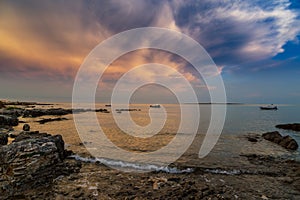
[262,131,298,150]
[262,131,282,143]
[246,133,260,143]
[0,115,19,126]
[0,131,81,198]
[279,135,298,150]
[276,123,300,132]
[0,133,8,145]
[0,101,5,109]
[8,130,19,138]
[23,108,71,118]
[36,117,68,124]
[23,123,30,131]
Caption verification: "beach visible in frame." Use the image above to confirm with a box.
[0,101,300,199]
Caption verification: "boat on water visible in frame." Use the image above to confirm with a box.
[150,104,161,108]
[260,104,278,110]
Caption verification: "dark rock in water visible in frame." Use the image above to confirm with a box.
[0,131,81,198]
[36,117,68,124]
[279,136,299,150]
[23,108,71,117]
[0,133,8,145]
[23,123,30,131]
[0,115,19,126]
[262,131,298,150]
[276,123,300,132]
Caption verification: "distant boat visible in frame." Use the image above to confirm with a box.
[150,104,161,108]
[260,104,278,110]
[105,104,111,107]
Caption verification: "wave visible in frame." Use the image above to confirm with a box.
[69,154,194,174]
[204,168,241,175]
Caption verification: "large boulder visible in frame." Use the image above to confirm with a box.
[262,131,282,143]
[279,135,299,150]
[262,131,298,150]
[0,131,80,198]
[0,115,19,126]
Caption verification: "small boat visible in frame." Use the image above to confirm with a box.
[260,104,278,110]
[105,104,111,107]
[150,104,161,108]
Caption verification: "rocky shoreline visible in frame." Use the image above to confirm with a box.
[0,101,300,199]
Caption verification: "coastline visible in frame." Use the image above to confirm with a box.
[0,100,300,199]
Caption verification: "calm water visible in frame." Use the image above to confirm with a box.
[17,103,300,169]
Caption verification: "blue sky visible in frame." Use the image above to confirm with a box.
[0,0,299,104]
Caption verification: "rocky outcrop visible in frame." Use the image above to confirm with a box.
[22,108,109,118]
[0,131,81,198]
[276,123,300,132]
[23,108,71,117]
[262,131,298,150]
[36,117,68,124]
[0,115,18,126]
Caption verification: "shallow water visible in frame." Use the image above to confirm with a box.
[15,103,300,169]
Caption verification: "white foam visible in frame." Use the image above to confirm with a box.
[69,154,194,174]
[204,169,241,175]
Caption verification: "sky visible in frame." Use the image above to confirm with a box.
[0,0,300,104]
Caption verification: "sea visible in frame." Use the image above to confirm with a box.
[15,103,300,172]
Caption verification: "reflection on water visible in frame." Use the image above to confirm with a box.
[16,103,300,168]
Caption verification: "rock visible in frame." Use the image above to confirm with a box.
[0,131,81,198]
[23,123,30,131]
[0,133,8,145]
[0,115,19,126]
[279,135,298,150]
[23,108,71,118]
[36,117,68,124]
[246,133,260,143]
[276,123,300,132]
[262,131,298,150]
[262,131,282,143]
[8,131,19,138]
[0,101,5,109]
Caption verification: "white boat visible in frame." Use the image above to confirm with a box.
[150,104,161,108]
[260,104,278,110]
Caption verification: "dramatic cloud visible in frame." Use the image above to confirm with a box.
[170,0,300,67]
[0,0,299,102]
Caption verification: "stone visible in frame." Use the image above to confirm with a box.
[0,101,5,109]
[23,124,30,131]
[245,133,260,143]
[279,135,298,150]
[0,115,19,126]
[276,123,300,132]
[0,133,8,145]
[262,131,298,150]
[262,131,282,143]
[0,131,81,198]
[36,118,68,124]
